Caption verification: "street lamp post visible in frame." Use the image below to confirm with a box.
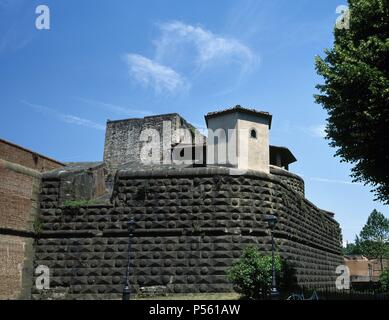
[264,214,279,300]
[122,219,135,301]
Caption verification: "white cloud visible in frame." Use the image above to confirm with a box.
[124,21,257,94]
[0,0,23,9]
[20,100,105,131]
[74,97,153,117]
[155,21,257,70]
[310,177,362,186]
[298,124,326,138]
[61,115,105,131]
[0,1,35,54]
[309,124,326,138]
[124,53,188,94]
[293,171,362,186]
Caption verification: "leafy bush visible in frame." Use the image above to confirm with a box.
[227,246,281,299]
[379,269,389,292]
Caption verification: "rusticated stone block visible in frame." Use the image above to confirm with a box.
[33,169,343,299]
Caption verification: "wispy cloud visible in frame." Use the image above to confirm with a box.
[0,0,24,10]
[310,177,362,186]
[124,53,189,94]
[155,21,257,71]
[74,97,153,117]
[61,115,105,130]
[124,21,257,94]
[0,0,36,54]
[20,100,105,131]
[295,124,327,138]
[308,124,326,138]
[295,171,362,186]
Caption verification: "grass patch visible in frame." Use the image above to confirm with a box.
[135,293,241,300]
[33,217,43,234]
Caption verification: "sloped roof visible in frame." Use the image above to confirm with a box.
[205,105,272,128]
[270,145,297,166]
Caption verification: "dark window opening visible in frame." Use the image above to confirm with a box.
[250,129,257,139]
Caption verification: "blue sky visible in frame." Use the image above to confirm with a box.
[0,0,387,242]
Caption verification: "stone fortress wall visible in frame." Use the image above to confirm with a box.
[0,107,343,299]
[104,114,205,171]
[270,165,305,197]
[33,167,342,299]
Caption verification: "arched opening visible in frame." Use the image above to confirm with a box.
[250,129,257,139]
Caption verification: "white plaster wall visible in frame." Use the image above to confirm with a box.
[206,112,270,173]
[237,116,269,173]
[206,113,238,167]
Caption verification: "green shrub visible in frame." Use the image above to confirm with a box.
[379,269,389,292]
[227,246,281,299]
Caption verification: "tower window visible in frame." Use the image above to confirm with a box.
[250,129,257,139]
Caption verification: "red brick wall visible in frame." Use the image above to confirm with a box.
[0,160,40,299]
[0,139,63,172]
[0,235,33,299]
[0,139,56,299]
[0,165,37,232]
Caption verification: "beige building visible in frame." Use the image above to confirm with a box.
[344,255,389,284]
[205,105,273,173]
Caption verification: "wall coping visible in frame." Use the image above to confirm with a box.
[0,159,42,179]
[41,162,105,179]
[269,165,304,182]
[0,138,64,167]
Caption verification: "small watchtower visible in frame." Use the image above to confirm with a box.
[205,105,272,173]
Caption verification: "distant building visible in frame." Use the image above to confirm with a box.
[344,255,389,285]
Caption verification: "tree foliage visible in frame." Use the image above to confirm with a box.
[379,269,389,291]
[315,0,389,203]
[359,209,389,270]
[343,236,363,255]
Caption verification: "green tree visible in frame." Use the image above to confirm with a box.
[379,269,389,291]
[315,0,389,203]
[343,236,363,255]
[359,209,389,271]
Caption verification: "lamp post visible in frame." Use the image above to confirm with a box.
[264,214,279,300]
[122,219,135,301]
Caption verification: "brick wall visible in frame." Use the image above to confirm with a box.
[0,138,63,172]
[0,161,41,232]
[0,166,34,232]
[0,235,34,299]
[0,138,62,299]
[0,159,41,299]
